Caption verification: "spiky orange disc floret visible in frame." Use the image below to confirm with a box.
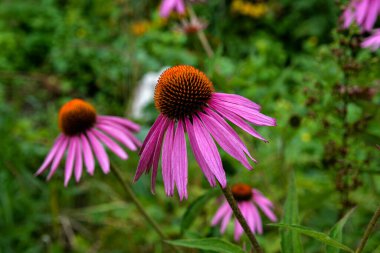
[154,65,214,119]
[58,99,97,136]
[231,183,253,202]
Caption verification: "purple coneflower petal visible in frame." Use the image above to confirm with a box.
[253,190,274,207]
[92,129,128,160]
[162,121,175,196]
[81,134,95,175]
[140,115,164,154]
[209,102,267,142]
[234,218,244,241]
[364,0,380,31]
[64,138,76,186]
[47,136,69,180]
[175,0,186,14]
[190,116,226,187]
[221,207,233,233]
[356,0,369,26]
[199,112,253,170]
[244,202,256,233]
[96,123,137,151]
[74,137,83,182]
[212,93,261,111]
[160,0,176,17]
[172,120,188,200]
[211,201,230,225]
[251,204,263,234]
[185,118,217,186]
[87,131,110,174]
[36,134,64,175]
[97,115,140,132]
[151,117,170,193]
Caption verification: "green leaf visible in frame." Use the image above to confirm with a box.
[281,171,304,253]
[270,224,354,253]
[165,238,245,253]
[327,208,356,253]
[181,189,218,233]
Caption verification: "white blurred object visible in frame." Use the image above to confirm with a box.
[131,67,169,119]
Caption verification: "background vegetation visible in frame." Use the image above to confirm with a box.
[0,0,379,252]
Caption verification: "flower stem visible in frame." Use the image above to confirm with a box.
[110,163,181,253]
[355,205,380,253]
[187,4,214,58]
[219,183,263,253]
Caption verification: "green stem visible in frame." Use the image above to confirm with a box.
[220,184,263,253]
[110,163,181,253]
[355,205,380,253]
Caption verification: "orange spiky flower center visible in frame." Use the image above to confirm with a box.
[58,99,97,136]
[231,183,253,202]
[154,65,214,120]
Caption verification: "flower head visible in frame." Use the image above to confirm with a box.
[36,99,141,186]
[212,183,277,241]
[342,0,380,31]
[134,65,276,200]
[361,29,380,50]
[159,0,186,18]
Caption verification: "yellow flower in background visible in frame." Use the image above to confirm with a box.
[231,0,268,18]
[131,21,151,36]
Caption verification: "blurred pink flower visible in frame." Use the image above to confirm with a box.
[212,184,277,241]
[159,0,186,18]
[342,0,380,31]
[36,99,141,186]
[361,29,380,50]
[133,65,276,200]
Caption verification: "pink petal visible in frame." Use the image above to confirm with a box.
[139,115,164,154]
[234,218,244,241]
[211,201,230,225]
[175,0,186,14]
[162,121,175,196]
[356,0,370,26]
[96,123,137,151]
[81,134,95,175]
[97,115,140,132]
[87,131,110,174]
[172,120,188,200]
[199,112,253,170]
[209,101,267,142]
[212,92,261,111]
[221,207,233,233]
[244,202,256,233]
[64,138,76,186]
[36,134,64,175]
[47,136,69,180]
[160,0,176,17]
[191,116,226,187]
[185,118,217,186]
[74,137,83,182]
[251,204,263,234]
[92,129,128,160]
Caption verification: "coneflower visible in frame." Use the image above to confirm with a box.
[134,65,276,200]
[36,99,141,186]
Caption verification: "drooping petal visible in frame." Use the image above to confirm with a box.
[220,207,233,233]
[363,0,380,31]
[162,121,175,196]
[211,99,276,126]
[139,115,164,154]
[199,112,253,170]
[87,131,110,174]
[190,116,226,187]
[97,115,140,132]
[36,134,64,175]
[244,202,256,233]
[211,201,230,225]
[74,136,83,182]
[81,134,95,175]
[92,129,128,160]
[96,123,137,151]
[160,0,176,17]
[356,0,370,26]
[185,118,217,186]
[251,203,263,234]
[172,120,188,200]
[47,136,69,180]
[212,93,261,111]
[234,218,244,241]
[209,102,267,142]
[175,0,186,14]
[64,138,76,186]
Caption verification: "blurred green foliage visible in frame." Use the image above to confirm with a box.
[0,0,379,252]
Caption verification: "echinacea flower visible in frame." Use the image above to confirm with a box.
[361,29,380,50]
[342,0,380,31]
[212,183,277,241]
[159,0,186,18]
[134,65,276,200]
[36,99,141,186]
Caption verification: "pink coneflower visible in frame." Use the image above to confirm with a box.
[212,183,277,241]
[36,99,141,186]
[361,29,380,50]
[159,0,186,18]
[342,0,380,31]
[134,65,276,200]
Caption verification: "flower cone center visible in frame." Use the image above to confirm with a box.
[231,183,252,201]
[154,65,214,119]
[59,99,97,136]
